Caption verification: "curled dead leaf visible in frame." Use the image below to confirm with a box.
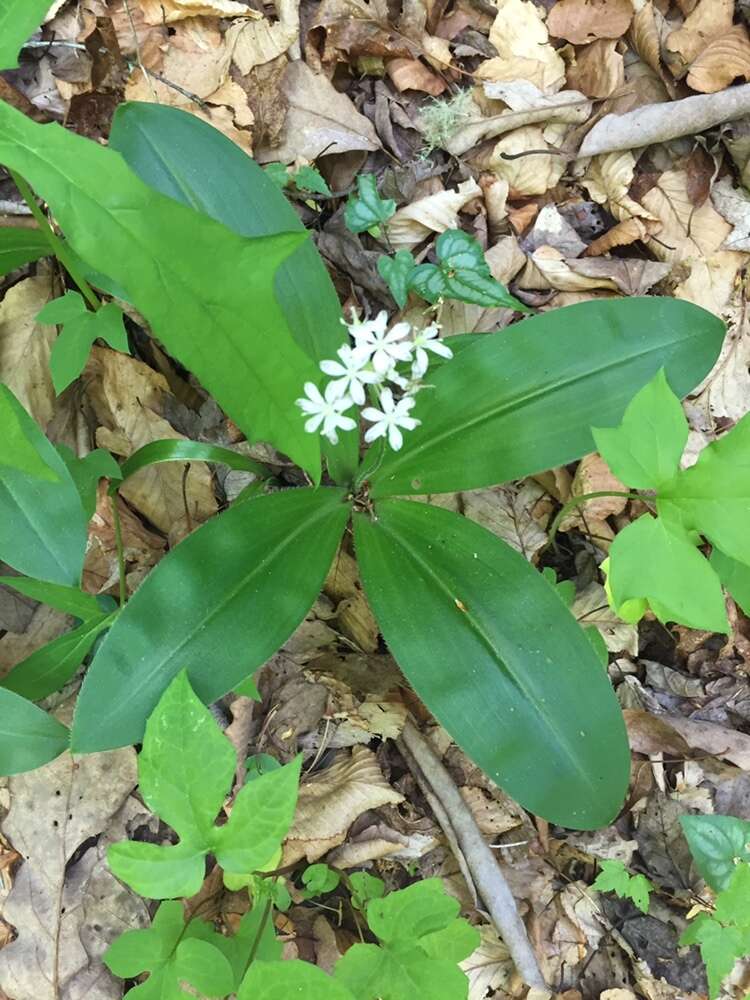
[567,38,625,98]
[547,0,634,45]
[386,57,447,95]
[0,274,56,428]
[665,0,734,76]
[387,177,481,248]
[138,0,258,23]
[641,168,731,262]
[228,18,298,74]
[687,23,750,93]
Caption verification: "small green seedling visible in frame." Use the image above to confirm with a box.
[592,859,654,914]
[345,174,396,235]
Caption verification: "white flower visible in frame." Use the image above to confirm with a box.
[362,388,420,451]
[320,343,379,405]
[352,311,413,375]
[388,359,426,395]
[296,381,356,445]
[411,322,452,377]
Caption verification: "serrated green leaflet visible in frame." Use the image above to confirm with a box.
[354,500,630,829]
[592,859,653,914]
[72,487,350,752]
[239,960,357,1000]
[345,174,395,233]
[109,102,356,483]
[0,100,321,478]
[0,0,53,69]
[367,298,724,498]
[0,386,88,585]
[681,815,750,891]
[593,368,688,489]
[294,165,330,195]
[0,688,68,775]
[0,227,49,275]
[606,515,728,632]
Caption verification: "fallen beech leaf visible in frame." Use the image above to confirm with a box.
[228,18,298,73]
[661,715,750,769]
[526,203,587,257]
[665,0,733,76]
[324,548,379,653]
[461,481,550,561]
[708,177,750,253]
[138,0,258,23]
[256,60,379,162]
[387,177,481,248]
[629,1,663,76]
[0,604,72,681]
[490,126,566,196]
[622,709,691,757]
[641,168,731,262]
[460,925,513,998]
[561,452,628,529]
[386,57,447,95]
[547,0,634,45]
[310,0,415,66]
[582,151,659,226]
[585,217,652,254]
[480,0,566,93]
[567,38,624,98]
[687,23,750,93]
[519,245,621,292]
[566,257,672,294]
[0,274,56,428]
[572,583,638,655]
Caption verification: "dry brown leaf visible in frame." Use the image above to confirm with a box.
[324,549,379,652]
[687,23,750,92]
[0,605,72,682]
[138,0,258,23]
[228,18,298,73]
[256,60,379,163]
[641,168,731,262]
[585,217,652,254]
[560,452,628,547]
[386,57,446,95]
[0,274,56,429]
[526,203,587,256]
[479,0,566,93]
[572,582,638,655]
[387,178,481,248]
[85,348,218,544]
[567,256,672,293]
[582,151,659,227]
[665,0,733,75]
[490,126,566,196]
[547,0,634,44]
[687,274,748,422]
[461,481,551,561]
[460,925,514,999]
[520,245,621,291]
[654,714,750,768]
[567,38,625,98]
[282,746,404,864]
[629,0,663,75]
[310,0,412,67]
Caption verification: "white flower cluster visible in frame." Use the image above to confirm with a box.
[296,311,453,451]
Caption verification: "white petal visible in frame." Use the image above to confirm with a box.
[297,398,320,414]
[305,414,323,433]
[413,348,429,377]
[379,387,395,412]
[389,342,414,363]
[333,394,355,412]
[303,381,324,404]
[326,377,349,400]
[372,350,393,374]
[336,414,357,432]
[387,424,403,450]
[362,406,384,422]
[386,322,411,342]
[324,428,340,445]
[358,367,380,384]
[426,340,453,359]
[399,416,419,431]
[321,359,345,377]
[364,422,386,443]
[350,380,365,405]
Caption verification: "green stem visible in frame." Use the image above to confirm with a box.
[242,896,273,975]
[546,490,643,547]
[110,493,127,607]
[10,169,101,311]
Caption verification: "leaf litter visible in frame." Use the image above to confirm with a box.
[3,0,750,996]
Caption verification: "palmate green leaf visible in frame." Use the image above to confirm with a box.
[378,250,417,308]
[681,815,750,892]
[345,175,396,233]
[681,914,749,1000]
[711,548,750,617]
[0,387,88,585]
[72,487,349,752]
[37,292,130,393]
[367,879,462,945]
[302,863,341,898]
[593,369,688,489]
[1,612,114,701]
[368,298,724,498]
[606,515,728,632]
[354,500,630,829]
[658,412,750,567]
[0,227,49,275]
[108,102,356,483]
[0,0,54,69]
[0,688,68,775]
[239,960,357,1000]
[293,165,331,195]
[0,576,102,619]
[0,101,322,480]
[592,859,653,914]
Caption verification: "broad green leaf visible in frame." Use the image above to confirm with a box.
[0,688,69,775]
[239,960,357,1000]
[354,500,630,829]
[105,900,185,977]
[659,412,750,567]
[0,576,102,619]
[1,612,114,701]
[173,939,234,998]
[0,384,58,482]
[109,102,356,483]
[345,175,395,233]
[38,292,130,393]
[681,815,750,892]
[0,387,88,584]
[378,250,417,308]
[607,515,728,632]
[715,861,750,928]
[442,268,525,310]
[350,871,386,911]
[138,671,236,840]
[591,859,653,914]
[436,229,486,270]
[0,101,321,479]
[680,911,750,1000]
[367,879,461,945]
[0,0,53,69]
[368,297,724,498]
[711,548,750,617]
[245,752,281,780]
[72,487,349,752]
[118,439,268,485]
[335,943,472,1000]
[107,838,206,900]
[210,757,301,873]
[0,227,49,275]
[593,368,688,489]
[419,921,481,965]
[409,263,447,304]
[58,446,122,519]
[264,163,290,187]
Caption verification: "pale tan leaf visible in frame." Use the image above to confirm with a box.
[0,275,56,429]
[519,245,621,292]
[387,178,481,248]
[325,549,379,653]
[571,582,639,655]
[481,0,566,93]
[687,277,749,421]
[567,38,625,98]
[138,0,259,23]
[664,0,733,75]
[547,0,634,45]
[460,925,514,999]
[585,217,651,255]
[228,18,298,73]
[461,481,551,561]
[711,175,750,250]
[582,150,658,224]
[566,257,672,294]
[629,0,662,75]
[687,23,750,93]
[386,57,446,95]
[490,126,566,196]
[641,168,731,262]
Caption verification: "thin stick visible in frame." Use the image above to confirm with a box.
[397,718,546,989]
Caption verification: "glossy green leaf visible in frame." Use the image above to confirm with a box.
[0,576,101,619]
[591,859,653,913]
[354,500,630,829]
[367,298,725,498]
[345,174,395,233]
[1,612,114,701]
[0,688,69,775]
[108,839,206,900]
[436,229,486,270]
[58,446,122,519]
[658,412,750,567]
[0,101,321,479]
[173,939,234,998]
[72,486,349,752]
[38,292,129,393]
[239,960,357,1000]
[117,439,268,485]
[593,368,688,489]
[681,815,750,892]
[0,227,49,275]
[109,102,356,483]
[607,515,728,632]
[378,250,417,308]
[302,863,341,898]
[0,384,58,482]
[711,548,750,617]
[0,0,53,69]
[0,387,88,585]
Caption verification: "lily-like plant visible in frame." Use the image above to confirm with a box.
[0,99,725,830]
